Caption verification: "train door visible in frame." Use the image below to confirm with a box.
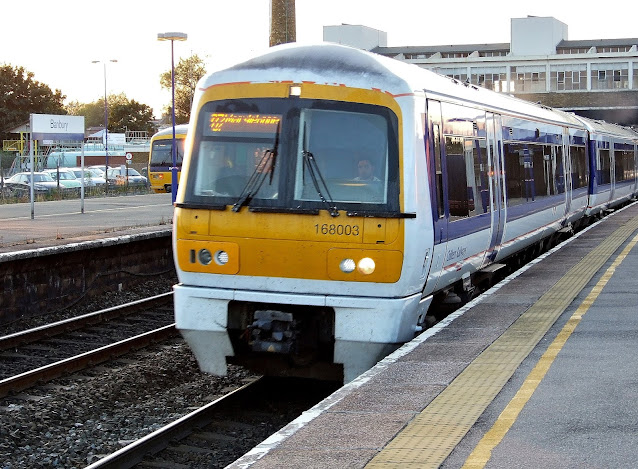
[485,112,506,263]
[610,139,617,201]
[424,99,448,292]
[563,130,573,216]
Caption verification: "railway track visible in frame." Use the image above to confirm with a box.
[0,291,340,468]
[86,376,341,469]
[0,292,177,397]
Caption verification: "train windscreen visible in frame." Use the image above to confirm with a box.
[150,138,185,167]
[184,98,399,214]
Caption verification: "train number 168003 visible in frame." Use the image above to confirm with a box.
[314,223,360,236]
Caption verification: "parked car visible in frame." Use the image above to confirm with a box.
[87,165,107,177]
[4,172,61,194]
[43,169,82,190]
[67,167,107,187]
[106,167,148,186]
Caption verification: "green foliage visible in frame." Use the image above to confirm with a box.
[110,98,155,134]
[1,151,14,174]
[0,64,66,140]
[66,99,105,128]
[66,93,156,134]
[160,54,207,124]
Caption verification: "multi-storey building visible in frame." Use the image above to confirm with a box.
[323,17,638,127]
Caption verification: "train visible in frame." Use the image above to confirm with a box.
[148,124,188,193]
[172,43,638,383]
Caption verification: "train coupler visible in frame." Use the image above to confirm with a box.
[249,310,296,354]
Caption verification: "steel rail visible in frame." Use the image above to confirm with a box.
[84,378,262,469]
[0,292,173,351]
[0,324,178,398]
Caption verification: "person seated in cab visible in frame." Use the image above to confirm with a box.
[353,157,380,182]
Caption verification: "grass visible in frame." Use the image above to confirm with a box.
[0,185,153,204]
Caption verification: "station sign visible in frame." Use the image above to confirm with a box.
[30,114,85,141]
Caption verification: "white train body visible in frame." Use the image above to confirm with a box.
[173,44,638,382]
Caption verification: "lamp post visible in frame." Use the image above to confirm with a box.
[92,59,117,193]
[158,32,187,204]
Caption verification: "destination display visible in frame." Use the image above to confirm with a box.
[205,113,281,137]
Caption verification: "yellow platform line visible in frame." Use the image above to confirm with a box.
[463,231,638,468]
[366,214,638,469]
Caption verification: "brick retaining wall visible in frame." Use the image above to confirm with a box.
[0,231,174,325]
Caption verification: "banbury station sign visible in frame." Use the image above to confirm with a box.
[31,114,84,142]
[27,114,85,218]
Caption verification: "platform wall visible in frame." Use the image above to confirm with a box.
[0,232,174,324]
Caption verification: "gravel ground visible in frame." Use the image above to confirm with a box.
[0,275,260,469]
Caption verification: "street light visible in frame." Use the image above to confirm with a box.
[157,31,187,204]
[92,59,117,193]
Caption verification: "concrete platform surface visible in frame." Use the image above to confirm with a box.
[228,203,638,469]
[0,193,174,252]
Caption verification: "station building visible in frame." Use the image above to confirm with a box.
[324,17,638,127]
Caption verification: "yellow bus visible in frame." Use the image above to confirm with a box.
[148,124,188,193]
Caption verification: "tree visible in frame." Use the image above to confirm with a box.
[109,98,155,134]
[0,64,66,140]
[160,54,206,124]
[66,93,156,134]
[65,99,104,129]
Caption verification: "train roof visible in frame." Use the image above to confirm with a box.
[571,115,638,141]
[198,43,584,128]
[152,124,189,138]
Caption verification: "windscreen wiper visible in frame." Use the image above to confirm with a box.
[302,124,339,217]
[232,123,280,212]
[302,150,339,217]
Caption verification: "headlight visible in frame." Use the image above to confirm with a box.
[357,257,376,275]
[198,249,213,265]
[214,250,229,265]
[339,258,356,273]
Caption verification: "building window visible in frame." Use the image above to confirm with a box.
[557,48,589,54]
[481,51,508,57]
[598,46,631,53]
[550,65,586,91]
[511,66,546,93]
[405,53,430,60]
[592,63,629,90]
[441,52,469,59]
[471,67,507,92]
[440,68,468,83]
[572,71,581,85]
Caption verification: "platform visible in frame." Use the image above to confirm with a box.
[0,193,174,253]
[228,202,638,469]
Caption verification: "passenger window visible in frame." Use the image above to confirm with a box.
[471,139,491,214]
[504,143,563,206]
[615,148,634,182]
[553,145,565,194]
[570,145,588,189]
[445,136,469,219]
[445,136,491,221]
[598,148,611,185]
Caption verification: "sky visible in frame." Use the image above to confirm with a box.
[2,0,637,119]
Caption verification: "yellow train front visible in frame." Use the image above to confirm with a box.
[173,44,432,383]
